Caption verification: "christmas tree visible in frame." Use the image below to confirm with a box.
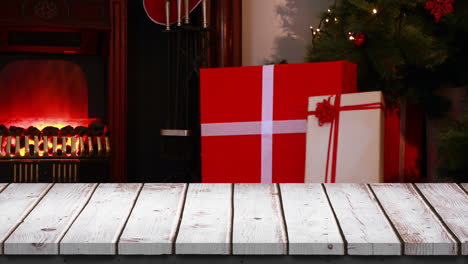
[437,112,468,181]
[306,0,468,116]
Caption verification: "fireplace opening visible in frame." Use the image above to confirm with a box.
[0,0,127,182]
[0,52,109,183]
[0,53,107,121]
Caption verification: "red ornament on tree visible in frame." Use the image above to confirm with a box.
[425,0,455,23]
[353,32,366,47]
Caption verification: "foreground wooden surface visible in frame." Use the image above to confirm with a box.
[0,183,466,256]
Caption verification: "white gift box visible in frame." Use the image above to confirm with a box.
[305,91,385,183]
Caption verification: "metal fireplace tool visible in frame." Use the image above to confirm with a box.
[160,0,209,137]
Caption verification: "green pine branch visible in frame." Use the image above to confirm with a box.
[306,0,468,105]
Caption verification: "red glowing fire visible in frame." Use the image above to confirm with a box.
[1,118,99,157]
[8,135,75,157]
[0,60,89,120]
[0,59,100,157]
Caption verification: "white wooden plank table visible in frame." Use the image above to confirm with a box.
[0,183,466,257]
[60,184,142,255]
[0,184,52,254]
[370,184,458,255]
[232,184,288,255]
[4,183,97,255]
[280,184,344,255]
[324,184,401,255]
[175,184,232,254]
[118,184,187,255]
[415,184,468,255]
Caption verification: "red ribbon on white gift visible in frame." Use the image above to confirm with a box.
[309,95,384,183]
[201,65,307,183]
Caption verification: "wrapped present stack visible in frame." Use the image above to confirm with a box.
[200,61,422,183]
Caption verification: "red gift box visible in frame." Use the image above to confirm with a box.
[384,99,423,183]
[200,61,357,183]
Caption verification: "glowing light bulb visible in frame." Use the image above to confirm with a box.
[316,28,321,32]
[334,17,338,22]
[348,32,352,35]
[328,9,331,13]
[349,36,355,40]
[325,18,329,23]
[372,8,378,14]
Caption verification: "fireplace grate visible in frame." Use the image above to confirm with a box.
[0,124,110,159]
[0,124,110,183]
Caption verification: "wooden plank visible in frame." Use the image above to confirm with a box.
[60,183,142,255]
[232,184,287,255]
[415,184,468,255]
[0,183,8,193]
[370,184,458,255]
[118,184,187,255]
[175,184,232,255]
[4,183,97,255]
[461,183,468,193]
[0,183,52,254]
[279,184,344,255]
[324,184,401,255]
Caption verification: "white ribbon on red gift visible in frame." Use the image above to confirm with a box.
[201,65,307,183]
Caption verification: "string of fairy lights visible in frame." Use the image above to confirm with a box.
[310,1,378,48]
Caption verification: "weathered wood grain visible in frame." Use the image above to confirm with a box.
[175,184,232,255]
[4,183,97,255]
[60,183,142,255]
[118,184,187,255]
[232,184,287,255]
[0,184,52,254]
[1,183,465,256]
[279,184,344,255]
[324,184,401,255]
[415,183,468,255]
[370,184,458,255]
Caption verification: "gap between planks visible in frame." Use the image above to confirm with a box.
[57,183,100,255]
[1,183,466,256]
[322,183,348,255]
[276,184,290,255]
[369,184,458,255]
[4,183,99,255]
[115,183,145,255]
[117,183,188,255]
[413,183,468,255]
[175,184,232,255]
[0,183,54,255]
[0,183,9,193]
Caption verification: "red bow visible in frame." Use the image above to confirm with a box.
[314,97,336,126]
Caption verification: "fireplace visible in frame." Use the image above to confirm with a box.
[0,53,109,183]
[0,0,127,182]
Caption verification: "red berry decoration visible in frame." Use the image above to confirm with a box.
[425,0,455,23]
[353,32,366,47]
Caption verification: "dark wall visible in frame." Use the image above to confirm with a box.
[127,0,201,183]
